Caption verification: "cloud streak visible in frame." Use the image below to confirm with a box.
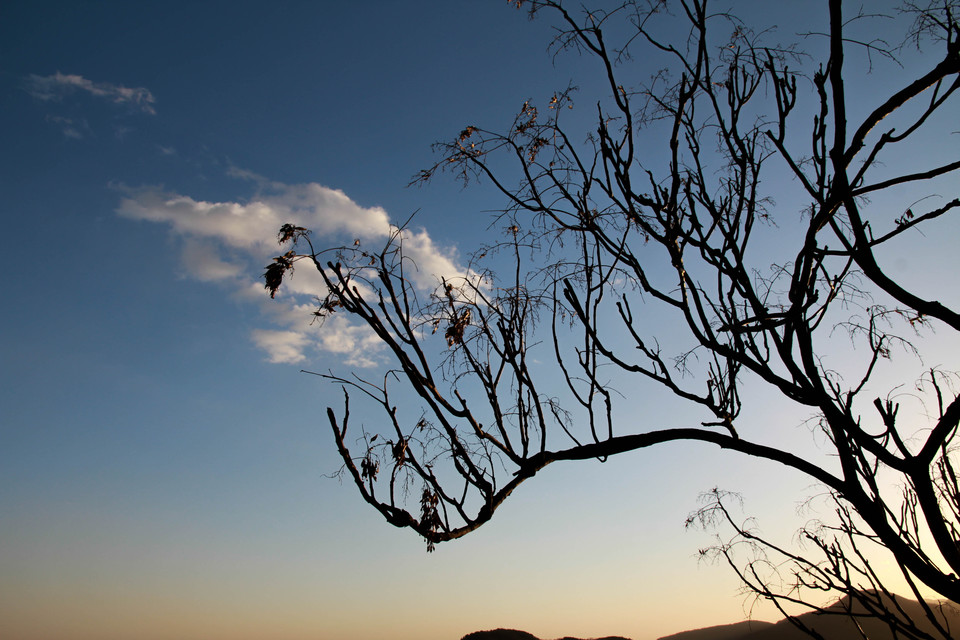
[117,175,467,366]
[45,115,87,139]
[27,72,157,114]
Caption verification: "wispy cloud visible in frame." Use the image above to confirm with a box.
[116,174,468,366]
[27,72,157,114]
[251,329,310,365]
[45,115,88,139]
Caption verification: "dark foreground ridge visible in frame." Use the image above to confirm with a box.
[656,620,773,640]
[460,592,960,640]
[460,631,631,640]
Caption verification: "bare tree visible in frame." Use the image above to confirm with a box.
[263,0,960,635]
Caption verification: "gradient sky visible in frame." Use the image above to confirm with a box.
[2,2,959,640]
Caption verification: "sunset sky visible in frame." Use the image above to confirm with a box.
[2,2,958,640]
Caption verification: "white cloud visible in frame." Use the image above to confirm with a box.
[118,189,282,251]
[27,72,157,114]
[251,330,310,364]
[45,115,86,139]
[179,239,244,282]
[315,315,386,369]
[117,176,469,367]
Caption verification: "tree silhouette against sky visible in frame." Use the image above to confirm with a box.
[265,1,960,637]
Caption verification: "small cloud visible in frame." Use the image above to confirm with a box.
[225,165,280,189]
[117,174,469,366]
[157,145,177,156]
[180,239,244,282]
[251,329,310,364]
[26,72,157,114]
[316,316,385,368]
[45,115,87,139]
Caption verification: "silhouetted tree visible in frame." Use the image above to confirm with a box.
[263,1,960,637]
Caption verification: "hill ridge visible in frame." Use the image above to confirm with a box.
[459,592,960,640]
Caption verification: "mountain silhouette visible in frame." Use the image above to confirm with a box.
[460,630,631,640]
[461,631,541,640]
[459,592,960,640]
[659,591,959,640]
[657,620,774,640]
[741,592,959,640]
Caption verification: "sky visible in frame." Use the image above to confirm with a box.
[2,2,959,640]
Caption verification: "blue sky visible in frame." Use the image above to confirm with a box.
[2,2,959,640]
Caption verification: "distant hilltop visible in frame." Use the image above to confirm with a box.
[461,631,632,640]
[460,592,960,640]
[656,620,773,640]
